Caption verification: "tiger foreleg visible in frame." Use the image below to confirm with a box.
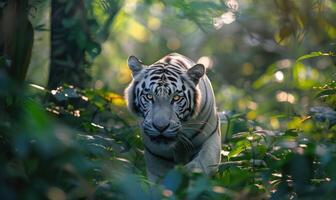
[185,129,221,175]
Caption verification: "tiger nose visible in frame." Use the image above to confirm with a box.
[153,122,169,132]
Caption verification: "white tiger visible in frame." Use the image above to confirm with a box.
[125,53,221,181]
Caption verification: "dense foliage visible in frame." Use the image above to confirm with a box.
[1,0,336,199]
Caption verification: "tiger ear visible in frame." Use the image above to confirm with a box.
[128,55,145,77]
[187,64,205,84]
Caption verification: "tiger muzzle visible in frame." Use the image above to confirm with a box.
[152,120,169,133]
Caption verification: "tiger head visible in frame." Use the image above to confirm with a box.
[125,55,205,144]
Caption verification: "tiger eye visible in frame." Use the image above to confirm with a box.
[173,95,181,101]
[146,94,153,100]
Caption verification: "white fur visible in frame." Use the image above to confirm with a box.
[125,53,221,182]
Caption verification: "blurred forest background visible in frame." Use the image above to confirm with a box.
[1,0,336,199]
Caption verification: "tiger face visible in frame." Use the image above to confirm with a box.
[125,55,205,144]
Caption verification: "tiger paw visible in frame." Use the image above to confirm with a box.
[185,159,208,174]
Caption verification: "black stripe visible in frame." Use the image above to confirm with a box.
[188,79,212,138]
[198,79,208,114]
[170,82,177,87]
[174,59,188,69]
[190,108,212,140]
[168,68,183,75]
[153,62,167,67]
[194,115,220,149]
[165,69,179,77]
[181,100,187,107]
[147,66,163,72]
[132,82,140,113]
[139,97,146,108]
[169,63,187,71]
[187,90,192,104]
[167,76,177,82]
[149,82,156,86]
[189,115,220,161]
[152,63,166,67]
[150,70,164,75]
[144,145,174,162]
[150,76,161,81]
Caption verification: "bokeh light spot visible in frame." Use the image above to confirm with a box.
[147,17,161,30]
[270,117,280,129]
[276,91,296,104]
[247,101,257,110]
[212,186,226,194]
[277,59,292,68]
[124,0,138,14]
[225,0,239,11]
[166,37,181,50]
[197,56,213,69]
[274,71,284,82]
[47,187,66,200]
[127,19,150,43]
[247,110,257,120]
[241,63,254,76]
[162,189,173,197]
[95,80,104,89]
[213,11,236,29]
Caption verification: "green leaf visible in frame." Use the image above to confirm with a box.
[316,89,336,98]
[86,41,102,59]
[0,2,7,8]
[162,169,183,192]
[228,140,250,160]
[62,18,77,28]
[296,51,334,62]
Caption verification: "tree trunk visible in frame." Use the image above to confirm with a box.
[48,0,91,90]
[0,0,34,84]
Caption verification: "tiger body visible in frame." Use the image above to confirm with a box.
[125,53,221,181]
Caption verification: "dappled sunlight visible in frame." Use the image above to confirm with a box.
[213,0,238,29]
[47,187,66,200]
[276,91,296,104]
[104,92,126,107]
[213,11,236,29]
[225,0,239,11]
[197,56,214,69]
[126,19,150,43]
[293,62,321,89]
[241,63,254,76]
[94,80,104,89]
[274,70,284,82]
[270,117,280,129]
[123,0,138,14]
[2,0,336,199]
[147,16,161,30]
[166,37,181,50]
[277,59,292,69]
[247,101,257,110]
